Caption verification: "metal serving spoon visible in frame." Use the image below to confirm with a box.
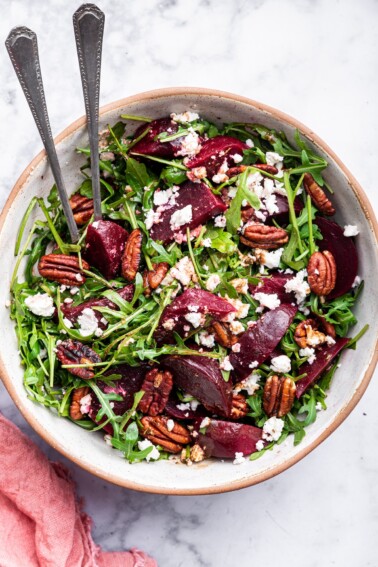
[73,3,105,221]
[5,27,80,243]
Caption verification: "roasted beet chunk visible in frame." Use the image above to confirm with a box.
[149,181,227,244]
[163,355,233,417]
[266,194,304,225]
[295,337,349,398]
[130,117,181,158]
[155,288,236,345]
[186,135,248,178]
[85,220,129,280]
[88,364,150,434]
[315,217,358,299]
[197,419,263,458]
[230,304,298,379]
[61,285,134,328]
[249,272,295,303]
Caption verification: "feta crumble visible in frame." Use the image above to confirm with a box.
[262,416,284,441]
[79,394,92,415]
[77,308,99,337]
[171,111,199,123]
[246,138,254,148]
[256,440,265,451]
[170,205,193,231]
[200,417,211,429]
[170,256,196,287]
[137,439,160,461]
[270,355,291,374]
[230,278,249,295]
[214,215,226,228]
[255,248,284,270]
[343,224,359,237]
[234,372,261,395]
[184,312,204,328]
[253,292,281,311]
[199,331,216,348]
[206,273,221,292]
[284,269,310,304]
[232,154,243,163]
[352,275,361,288]
[202,237,212,248]
[167,419,175,432]
[220,356,234,372]
[176,128,201,157]
[266,151,284,168]
[229,320,244,335]
[233,452,245,465]
[299,347,316,364]
[145,209,161,230]
[25,293,55,317]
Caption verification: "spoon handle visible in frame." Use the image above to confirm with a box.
[5,27,80,243]
[73,4,105,221]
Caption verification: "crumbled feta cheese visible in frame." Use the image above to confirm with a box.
[231,343,241,353]
[64,297,73,305]
[256,440,265,451]
[206,273,221,292]
[212,159,229,184]
[231,278,249,295]
[39,349,47,360]
[315,402,324,411]
[145,209,161,230]
[63,317,73,329]
[263,193,279,215]
[220,356,234,372]
[60,285,67,292]
[214,215,226,228]
[229,321,244,335]
[70,287,80,295]
[5,299,11,308]
[75,273,83,283]
[162,318,176,330]
[343,224,359,237]
[255,248,284,270]
[225,297,249,320]
[77,308,98,337]
[170,205,193,231]
[266,151,284,168]
[137,439,160,461]
[199,331,216,348]
[254,292,281,311]
[167,419,175,432]
[270,355,291,374]
[188,304,199,312]
[94,327,103,337]
[262,416,284,441]
[352,275,361,288]
[202,237,212,248]
[171,111,199,123]
[234,372,261,395]
[170,256,196,287]
[190,399,200,411]
[187,166,208,183]
[176,128,201,157]
[184,312,204,328]
[177,402,191,412]
[228,186,238,199]
[233,452,245,465]
[232,154,243,163]
[79,394,92,415]
[325,335,336,346]
[284,269,310,304]
[248,361,259,369]
[299,347,316,364]
[200,417,211,429]
[246,139,254,148]
[25,293,55,317]
[153,188,176,207]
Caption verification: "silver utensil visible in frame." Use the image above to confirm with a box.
[5,27,80,243]
[73,4,105,221]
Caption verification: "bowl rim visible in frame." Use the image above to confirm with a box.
[0,86,377,495]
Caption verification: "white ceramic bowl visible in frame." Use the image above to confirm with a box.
[1,88,377,494]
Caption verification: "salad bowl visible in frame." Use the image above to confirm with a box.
[0,87,377,494]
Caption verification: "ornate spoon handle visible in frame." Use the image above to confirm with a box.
[73,4,105,221]
[5,27,80,243]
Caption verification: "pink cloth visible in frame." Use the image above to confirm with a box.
[0,414,157,567]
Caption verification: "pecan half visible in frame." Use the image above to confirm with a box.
[143,262,169,296]
[307,250,337,296]
[211,321,239,348]
[69,194,94,225]
[230,393,249,419]
[138,368,173,416]
[38,254,89,286]
[140,416,191,453]
[121,229,143,281]
[263,375,296,418]
[70,386,90,420]
[303,173,335,216]
[241,224,289,250]
[56,339,101,380]
[294,318,329,349]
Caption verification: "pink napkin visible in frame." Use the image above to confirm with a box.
[0,414,157,567]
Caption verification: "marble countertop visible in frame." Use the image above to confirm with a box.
[1,1,377,565]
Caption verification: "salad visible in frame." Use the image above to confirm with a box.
[10,110,367,466]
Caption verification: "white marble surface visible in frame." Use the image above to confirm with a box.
[1,1,378,565]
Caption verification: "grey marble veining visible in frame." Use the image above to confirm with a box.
[1,1,378,566]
